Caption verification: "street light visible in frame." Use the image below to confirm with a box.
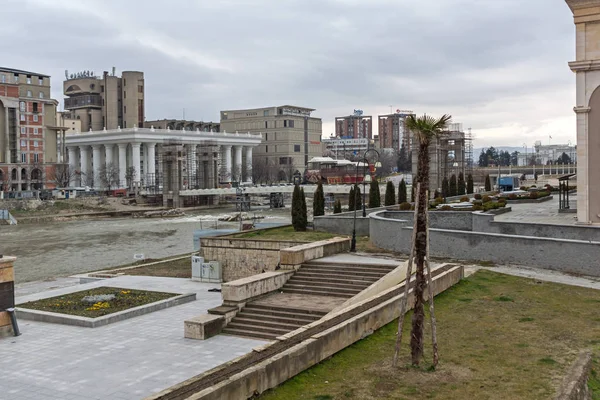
[351,147,381,252]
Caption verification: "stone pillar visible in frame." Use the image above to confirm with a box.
[222,145,232,183]
[233,145,243,183]
[131,143,141,184]
[245,146,253,183]
[566,0,600,224]
[92,145,102,189]
[105,144,114,168]
[4,107,9,163]
[146,143,156,185]
[68,147,78,186]
[79,146,90,187]
[0,256,16,338]
[118,143,127,188]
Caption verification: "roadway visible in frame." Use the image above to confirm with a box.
[180,184,377,196]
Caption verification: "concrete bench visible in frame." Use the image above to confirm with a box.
[184,314,224,340]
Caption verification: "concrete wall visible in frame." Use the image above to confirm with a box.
[555,351,592,400]
[370,211,600,277]
[280,237,351,270]
[476,217,600,242]
[221,271,294,303]
[382,210,475,231]
[313,206,393,236]
[200,238,306,282]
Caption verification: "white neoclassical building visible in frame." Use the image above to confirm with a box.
[64,127,262,190]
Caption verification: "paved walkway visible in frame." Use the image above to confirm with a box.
[494,194,578,225]
[3,276,265,400]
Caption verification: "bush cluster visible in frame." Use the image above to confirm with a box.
[460,196,469,202]
[399,202,412,211]
[474,193,482,200]
[482,195,492,203]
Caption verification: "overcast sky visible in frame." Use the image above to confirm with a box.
[3,0,576,148]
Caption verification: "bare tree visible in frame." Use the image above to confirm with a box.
[125,166,137,189]
[47,164,76,188]
[231,165,243,184]
[281,158,295,183]
[377,150,399,177]
[251,158,268,184]
[98,162,120,192]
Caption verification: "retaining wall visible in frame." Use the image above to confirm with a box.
[0,256,16,338]
[199,238,306,282]
[370,211,600,277]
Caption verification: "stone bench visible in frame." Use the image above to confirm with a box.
[280,237,351,270]
[184,314,224,340]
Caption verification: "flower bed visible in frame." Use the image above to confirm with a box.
[19,287,177,318]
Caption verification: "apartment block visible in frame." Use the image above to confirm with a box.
[378,111,414,151]
[63,68,144,131]
[0,67,63,191]
[334,112,372,140]
[219,105,322,181]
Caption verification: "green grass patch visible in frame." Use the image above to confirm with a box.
[519,317,535,322]
[19,287,177,318]
[259,270,600,400]
[494,295,514,302]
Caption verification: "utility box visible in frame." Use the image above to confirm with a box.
[191,256,222,283]
[191,256,204,280]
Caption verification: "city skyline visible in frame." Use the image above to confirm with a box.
[3,0,575,148]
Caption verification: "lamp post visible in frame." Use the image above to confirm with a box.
[351,147,381,252]
[523,143,527,169]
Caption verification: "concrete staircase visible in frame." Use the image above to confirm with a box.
[280,261,397,298]
[222,303,327,340]
[222,260,399,340]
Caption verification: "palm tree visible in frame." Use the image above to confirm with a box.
[402,113,452,366]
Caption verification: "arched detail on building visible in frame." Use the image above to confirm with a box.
[65,85,82,92]
[175,122,185,131]
[31,168,42,181]
[167,122,176,130]
[21,168,27,180]
[11,168,17,181]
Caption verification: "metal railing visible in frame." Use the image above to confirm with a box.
[0,209,18,225]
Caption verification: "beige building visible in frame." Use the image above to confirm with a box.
[63,69,144,132]
[566,0,600,224]
[220,105,322,181]
[0,67,64,191]
[56,111,82,134]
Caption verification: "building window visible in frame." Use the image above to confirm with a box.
[138,85,143,93]
[279,157,289,165]
[20,114,25,121]
[33,153,39,163]
[294,144,301,152]
[123,91,126,99]
[14,74,19,83]
[123,78,126,86]
[27,90,32,97]
[20,140,25,147]
[27,76,31,84]
[265,121,268,129]
[265,133,268,141]
[19,102,25,112]
[101,85,104,92]
[0,75,5,83]
[33,103,38,113]
[39,92,44,99]
[21,153,26,163]
[264,110,269,117]
[33,140,38,148]
[33,115,38,122]
[34,128,38,135]
[20,127,26,135]
[38,77,43,85]
[265,145,268,153]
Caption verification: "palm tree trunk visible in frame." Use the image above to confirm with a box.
[411,142,430,366]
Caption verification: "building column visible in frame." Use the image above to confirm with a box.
[105,144,114,168]
[222,145,232,183]
[4,107,9,163]
[92,145,102,189]
[68,147,78,187]
[118,143,127,188]
[233,145,243,183]
[146,142,156,185]
[245,146,253,183]
[131,143,141,184]
[80,146,90,187]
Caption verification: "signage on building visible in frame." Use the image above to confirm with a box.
[353,109,364,117]
[281,107,312,117]
[396,109,413,114]
[65,70,96,80]
[325,138,368,146]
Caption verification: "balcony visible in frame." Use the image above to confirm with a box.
[64,94,102,109]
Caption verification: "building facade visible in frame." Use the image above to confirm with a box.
[63,69,144,132]
[144,119,220,132]
[219,105,322,181]
[378,111,414,151]
[0,67,64,191]
[517,142,577,166]
[334,112,373,140]
[322,137,370,159]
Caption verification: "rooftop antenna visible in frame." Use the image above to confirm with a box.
[112,66,116,76]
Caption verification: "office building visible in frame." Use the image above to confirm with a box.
[0,67,64,191]
[334,111,372,140]
[63,68,144,132]
[219,105,322,181]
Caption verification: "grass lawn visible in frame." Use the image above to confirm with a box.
[19,287,177,318]
[120,257,192,278]
[259,270,600,400]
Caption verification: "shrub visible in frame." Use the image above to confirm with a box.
[538,190,550,197]
[313,181,325,217]
[497,197,507,204]
[482,195,492,203]
[333,199,342,214]
[398,179,407,204]
[530,191,539,199]
[369,178,381,208]
[384,181,396,206]
[473,200,483,206]
[467,174,474,194]
[531,185,537,188]
[440,205,452,211]
[520,186,527,191]
[460,196,469,202]
[435,196,444,205]
[508,193,518,200]
[474,193,482,200]
[485,174,491,191]
[399,202,412,210]
[498,202,506,208]
[492,202,500,209]
[473,204,483,211]
[449,174,457,197]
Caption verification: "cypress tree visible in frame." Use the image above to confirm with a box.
[348,186,355,211]
[369,178,381,208]
[354,184,362,211]
[485,174,491,191]
[458,172,466,195]
[384,181,396,206]
[449,174,457,197]
[442,177,449,198]
[467,174,474,194]
[313,181,325,216]
[333,199,342,214]
[291,184,301,231]
[299,187,308,231]
[398,179,407,204]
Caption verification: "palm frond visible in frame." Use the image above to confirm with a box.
[406,114,452,145]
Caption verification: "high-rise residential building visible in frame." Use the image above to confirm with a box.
[378,110,414,151]
[219,105,322,181]
[0,67,64,191]
[63,68,144,132]
[334,111,372,140]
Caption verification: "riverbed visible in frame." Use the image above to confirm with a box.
[0,206,291,283]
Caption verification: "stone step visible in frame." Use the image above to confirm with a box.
[281,288,353,298]
[221,327,277,340]
[293,272,381,282]
[283,283,362,295]
[291,273,379,285]
[236,308,322,321]
[303,262,398,271]
[244,303,327,317]
[236,311,316,326]
[297,267,387,278]
[232,317,302,331]
[226,321,290,335]
[286,278,369,291]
